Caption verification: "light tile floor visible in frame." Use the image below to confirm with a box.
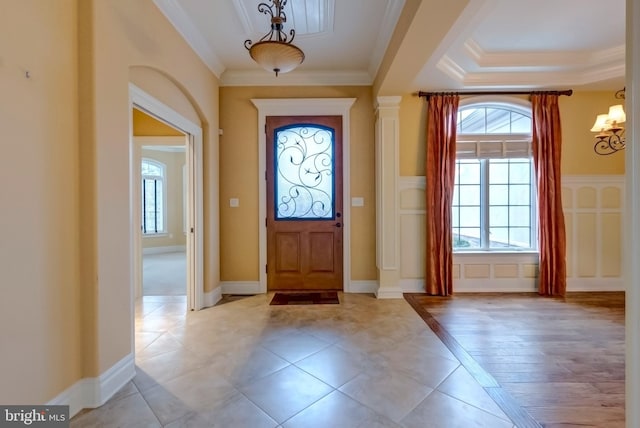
[71,293,516,427]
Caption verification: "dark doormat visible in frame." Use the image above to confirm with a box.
[270,291,340,305]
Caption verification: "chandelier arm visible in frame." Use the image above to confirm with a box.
[594,140,618,155]
[257,2,275,18]
[594,132,626,155]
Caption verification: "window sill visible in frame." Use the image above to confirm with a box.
[143,233,169,238]
[453,251,539,261]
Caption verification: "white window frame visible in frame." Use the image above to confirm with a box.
[141,158,167,235]
[454,96,537,253]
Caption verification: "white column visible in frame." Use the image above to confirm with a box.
[375,96,403,298]
[626,0,639,426]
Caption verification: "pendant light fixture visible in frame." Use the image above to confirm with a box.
[244,0,305,76]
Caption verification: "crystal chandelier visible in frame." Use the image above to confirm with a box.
[244,0,305,76]
[591,88,626,155]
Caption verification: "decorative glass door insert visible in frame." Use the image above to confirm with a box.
[274,125,335,219]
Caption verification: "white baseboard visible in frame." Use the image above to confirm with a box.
[400,279,425,293]
[347,280,378,294]
[221,281,262,295]
[48,353,135,418]
[220,280,382,295]
[375,284,405,299]
[453,278,538,293]
[203,286,222,308]
[142,245,186,255]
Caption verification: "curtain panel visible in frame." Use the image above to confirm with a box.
[425,94,459,295]
[531,93,567,296]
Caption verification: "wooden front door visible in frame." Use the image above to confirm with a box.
[266,116,343,291]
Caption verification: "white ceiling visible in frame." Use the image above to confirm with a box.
[153,0,625,92]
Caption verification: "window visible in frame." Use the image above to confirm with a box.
[141,158,166,234]
[452,100,536,251]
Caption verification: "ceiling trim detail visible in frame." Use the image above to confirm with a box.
[464,38,625,70]
[220,69,372,87]
[232,0,336,38]
[368,0,406,77]
[153,0,225,77]
[448,66,626,89]
[438,40,625,88]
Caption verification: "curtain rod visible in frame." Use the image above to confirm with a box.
[417,89,573,98]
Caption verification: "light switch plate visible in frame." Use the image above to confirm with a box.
[229,198,239,207]
[351,197,364,207]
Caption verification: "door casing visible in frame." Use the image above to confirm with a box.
[252,98,356,294]
[129,83,204,311]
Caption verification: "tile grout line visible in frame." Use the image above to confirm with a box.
[404,293,542,428]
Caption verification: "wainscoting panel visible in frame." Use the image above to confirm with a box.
[398,175,624,292]
[399,213,425,278]
[563,175,624,290]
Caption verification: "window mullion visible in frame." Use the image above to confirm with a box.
[142,179,147,234]
[154,179,158,233]
[531,160,537,248]
[481,159,490,249]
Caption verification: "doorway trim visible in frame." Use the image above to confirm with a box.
[252,98,356,294]
[129,83,204,310]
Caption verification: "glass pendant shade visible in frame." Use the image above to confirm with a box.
[248,41,305,76]
[607,104,626,125]
[591,114,611,132]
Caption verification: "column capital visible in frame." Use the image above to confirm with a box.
[375,96,402,111]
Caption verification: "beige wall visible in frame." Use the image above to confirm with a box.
[0,0,81,403]
[1,0,220,406]
[86,0,220,376]
[559,91,625,175]
[133,108,183,136]
[398,90,626,176]
[219,86,377,281]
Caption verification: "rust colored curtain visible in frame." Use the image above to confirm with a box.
[531,93,567,296]
[425,94,459,296]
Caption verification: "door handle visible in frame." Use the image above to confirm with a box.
[334,222,342,228]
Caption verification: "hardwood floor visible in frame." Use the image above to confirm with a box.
[405,292,625,428]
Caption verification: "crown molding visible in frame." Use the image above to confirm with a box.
[464,38,625,73]
[436,55,467,82]
[153,0,225,78]
[461,68,623,89]
[220,69,373,86]
[231,0,253,35]
[464,38,589,68]
[439,41,625,88]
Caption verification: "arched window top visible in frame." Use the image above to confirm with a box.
[457,97,532,135]
[142,158,165,177]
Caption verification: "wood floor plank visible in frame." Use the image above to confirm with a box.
[405,292,625,428]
